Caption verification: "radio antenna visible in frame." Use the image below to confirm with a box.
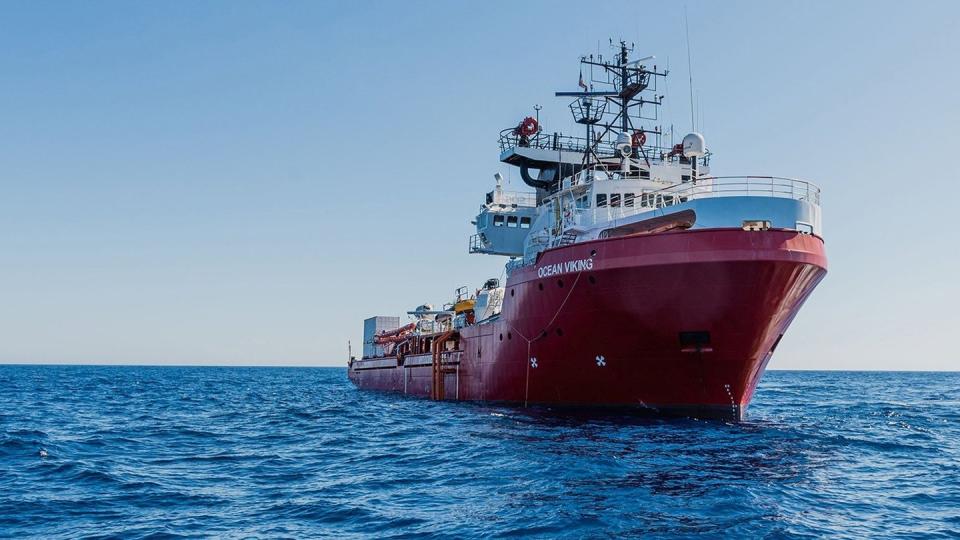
[684,6,695,132]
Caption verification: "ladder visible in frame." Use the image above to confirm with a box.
[431,331,458,400]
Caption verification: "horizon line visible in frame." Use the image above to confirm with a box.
[0,362,957,374]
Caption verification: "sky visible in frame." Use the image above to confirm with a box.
[1,1,958,370]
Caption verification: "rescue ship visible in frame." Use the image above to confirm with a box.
[348,42,827,420]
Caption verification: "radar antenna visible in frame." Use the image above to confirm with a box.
[555,40,667,176]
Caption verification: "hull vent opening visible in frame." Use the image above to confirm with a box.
[679,331,712,353]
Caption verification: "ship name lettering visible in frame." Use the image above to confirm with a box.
[537,258,593,278]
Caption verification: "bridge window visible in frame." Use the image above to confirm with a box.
[576,195,589,209]
[624,193,635,207]
[507,216,518,228]
[493,215,505,227]
[610,193,621,207]
[639,169,650,179]
[520,216,531,229]
[596,194,607,207]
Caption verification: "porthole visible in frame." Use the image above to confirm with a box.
[538,283,544,291]
[556,328,564,337]
[510,289,515,297]
[588,276,596,285]
[590,249,597,257]
[557,279,564,288]
[499,333,503,341]
[508,332,512,340]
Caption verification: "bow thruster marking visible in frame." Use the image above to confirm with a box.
[596,355,606,367]
[530,357,538,369]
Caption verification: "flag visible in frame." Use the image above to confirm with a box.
[578,70,588,91]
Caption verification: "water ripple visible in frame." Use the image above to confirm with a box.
[0,367,958,538]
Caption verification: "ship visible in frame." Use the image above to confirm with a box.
[348,41,827,420]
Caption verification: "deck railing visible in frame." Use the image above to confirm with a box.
[498,128,617,155]
[498,128,711,166]
[488,190,537,208]
[652,176,821,206]
[512,175,822,265]
[557,176,820,232]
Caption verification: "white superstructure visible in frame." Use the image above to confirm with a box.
[469,41,822,272]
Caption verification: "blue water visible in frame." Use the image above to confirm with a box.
[1,367,958,539]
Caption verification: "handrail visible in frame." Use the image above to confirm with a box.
[514,175,822,264]
[499,128,615,154]
[498,128,711,166]
[486,190,537,208]
[649,176,821,206]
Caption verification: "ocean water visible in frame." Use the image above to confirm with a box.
[1,367,958,539]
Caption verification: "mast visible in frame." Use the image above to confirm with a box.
[498,39,683,193]
[620,41,629,135]
[554,40,668,181]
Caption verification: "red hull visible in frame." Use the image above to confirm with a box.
[349,228,827,419]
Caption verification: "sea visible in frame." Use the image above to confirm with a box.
[1,366,958,539]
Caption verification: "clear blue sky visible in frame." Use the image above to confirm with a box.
[1,1,957,370]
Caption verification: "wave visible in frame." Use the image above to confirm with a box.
[1,366,957,538]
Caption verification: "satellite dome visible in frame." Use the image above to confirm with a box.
[682,132,706,157]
